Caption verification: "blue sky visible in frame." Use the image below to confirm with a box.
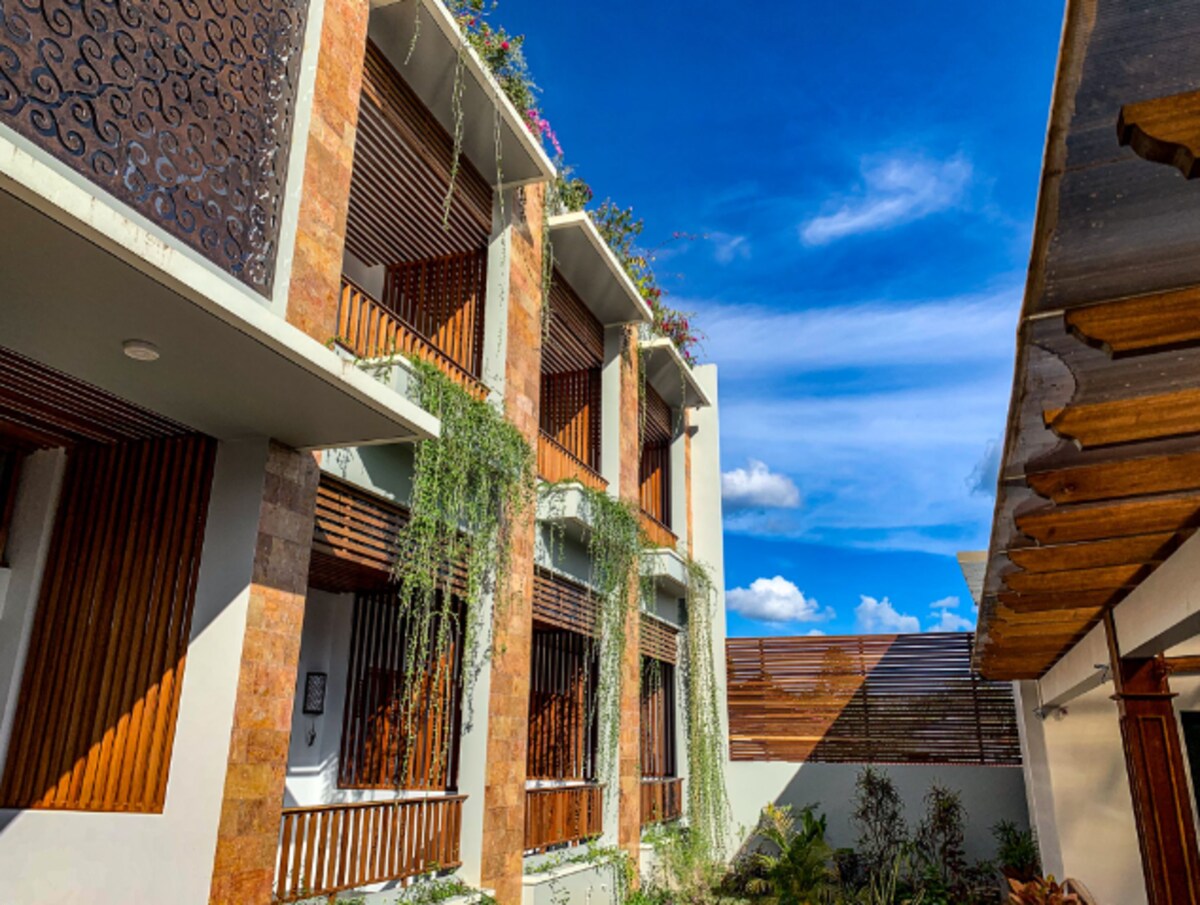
[500,0,1065,636]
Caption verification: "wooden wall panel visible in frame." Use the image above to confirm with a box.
[532,568,599,637]
[639,442,671,527]
[726,633,1021,766]
[640,613,679,664]
[0,435,216,812]
[540,369,602,472]
[338,590,464,792]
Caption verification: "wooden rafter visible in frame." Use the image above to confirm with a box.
[1015,492,1200,545]
[997,588,1120,613]
[1066,285,1200,356]
[1027,451,1200,503]
[1045,387,1200,447]
[1118,89,1200,180]
[1006,532,1182,572]
[1004,563,1145,594]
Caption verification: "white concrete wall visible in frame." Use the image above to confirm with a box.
[0,438,270,905]
[725,761,1030,865]
[522,861,620,905]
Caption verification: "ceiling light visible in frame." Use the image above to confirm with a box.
[122,339,160,362]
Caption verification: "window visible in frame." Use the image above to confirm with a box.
[640,657,677,779]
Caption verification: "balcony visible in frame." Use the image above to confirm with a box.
[640,778,684,826]
[639,510,678,551]
[538,432,607,492]
[524,785,604,853]
[274,795,465,902]
[336,275,488,401]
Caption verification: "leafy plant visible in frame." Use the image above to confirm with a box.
[391,360,535,777]
[745,803,839,905]
[992,821,1040,883]
[682,559,731,861]
[913,785,969,900]
[851,768,908,888]
[1006,877,1080,905]
[849,850,926,905]
[641,824,730,905]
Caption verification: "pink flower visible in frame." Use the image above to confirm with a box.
[501,40,510,50]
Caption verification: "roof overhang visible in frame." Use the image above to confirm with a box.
[974,0,1200,680]
[369,0,556,188]
[640,337,711,410]
[0,185,439,450]
[547,213,651,326]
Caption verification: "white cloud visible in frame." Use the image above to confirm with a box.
[928,609,975,632]
[801,153,973,245]
[727,576,834,624]
[855,596,921,634]
[930,596,960,610]
[805,629,826,637]
[968,439,1002,497]
[722,460,801,510]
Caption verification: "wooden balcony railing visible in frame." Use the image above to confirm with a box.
[336,276,488,401]
[274,795,465,902]
[640,778,683,826]
[639,510,678,550]
[524,785,603,853]
[537,431,608,492]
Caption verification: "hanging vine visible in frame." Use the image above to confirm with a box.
[391,359,535,778]
[681,558,731,862]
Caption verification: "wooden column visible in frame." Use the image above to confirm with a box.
[479,186,545,904]
[1106,615,1200,904]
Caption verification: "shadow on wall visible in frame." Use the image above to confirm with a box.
[726,761,1031,866]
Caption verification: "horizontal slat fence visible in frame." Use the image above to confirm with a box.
[640,778,683,826]
[532,569,599,637]
[275,796,465,902]
[524,785,604,853]
[0,435,216,812]
[726,633,1021,766]
[640,614,679,664]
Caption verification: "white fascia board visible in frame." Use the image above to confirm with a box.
[639,337,712,409]
[370,0,556,187]
[547,212,652,326]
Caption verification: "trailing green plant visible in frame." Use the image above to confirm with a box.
[393,876,498,904]
[642,824,731,905]
[992,821,1040,883]
[524,841,635,905]
[851,768,908,889]
[682,559,731,862]
[391,359,535,777]
[745,803,839,905]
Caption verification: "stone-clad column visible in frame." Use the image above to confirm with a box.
[207,445,320,905]
[480,185,546,904]
[617,325,643,865]
[284,0,371,343]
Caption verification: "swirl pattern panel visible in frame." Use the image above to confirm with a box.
[0,0,308,292]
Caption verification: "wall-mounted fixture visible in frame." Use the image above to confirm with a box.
[303,672,327,715]
[122,339,160,361]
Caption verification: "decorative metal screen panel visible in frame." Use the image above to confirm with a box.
[726,633,1022,766]
[0,0,308,292]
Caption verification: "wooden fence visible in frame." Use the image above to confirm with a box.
[275,796,465,902]
[537,431,607,492]
[524,785,604,853]
[726,633,1021,765]
[640,778,684,826]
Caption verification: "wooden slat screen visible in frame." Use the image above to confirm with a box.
[642,383,672,446]
[540,369,602,473]
[726,633,1022,766]
[640,777,683,826]
[0,435,217,811]
[383,250,488,379]
[524,785,603,853]
[335,277,489,400]
[532,568,599,637]
[640,657,676,779]
[542,272,604,375]
[275,796,465,902]
[309,474,471,596]
[348,40,491,268]
[639,442,671,528]
[640,613,679,664]
[339,591,464,791]
[536,432,608,492]
[527,625,598,782]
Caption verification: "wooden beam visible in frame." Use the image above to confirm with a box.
[1015,492,1200,545]
[1004,563,1145,594]
[1007,532,1181,572]
[1165,656,1200,676]
[997,589,1119,613]
[1118,89,1200,180]
[1027,452,1200,504]
[1045,388,1200,447]
[1066,286,1200,356]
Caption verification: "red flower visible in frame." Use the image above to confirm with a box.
[501,40,510,50]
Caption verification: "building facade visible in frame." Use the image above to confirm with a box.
[0,2,730,903]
